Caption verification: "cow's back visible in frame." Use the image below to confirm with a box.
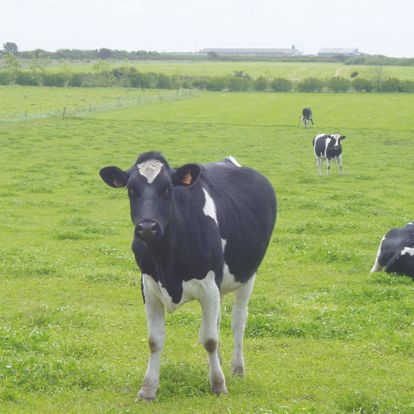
[200,161,277,283]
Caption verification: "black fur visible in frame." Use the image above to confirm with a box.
[100,152,277,303]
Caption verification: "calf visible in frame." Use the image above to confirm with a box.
[313,133,346,176]
[300,107,314,128]
[99,152,277,400]
[371,222,414,277]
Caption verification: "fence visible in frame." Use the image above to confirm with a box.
[0,89,201,123]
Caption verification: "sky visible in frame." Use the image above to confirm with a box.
[2,0,413,57]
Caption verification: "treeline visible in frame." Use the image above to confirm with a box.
[2,46,414,66]
[1,67,414,93]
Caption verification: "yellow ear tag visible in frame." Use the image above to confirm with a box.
[182,171,192,185]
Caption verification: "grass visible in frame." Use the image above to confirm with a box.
[1,86,414,413]
[46,60,414,81]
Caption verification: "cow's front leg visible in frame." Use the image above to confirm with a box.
[199,281,227,395]
[337,155,343,175]
[232,274,255,376]
[137,291,165,402]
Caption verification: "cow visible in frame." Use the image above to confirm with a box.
[370,222,414,277]
[99,152,277,401]
[300,107,314,128]
[313,133,346,176]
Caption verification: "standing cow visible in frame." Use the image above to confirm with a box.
[371,222,414,277]
[99,152,277,401]
[300,107,314,128]
[313,133,346,176]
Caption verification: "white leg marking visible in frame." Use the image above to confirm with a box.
[231,274,256,377]
[317,157,323,176]
[198,274,227,395]
[370,236,386,274]
[137,281,165,401]
[338,154,343,175]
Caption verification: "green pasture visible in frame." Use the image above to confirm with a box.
[1,87,414,413]
[46,60,414,80]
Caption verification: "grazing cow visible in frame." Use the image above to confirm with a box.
[313,133,346,176]
[300,107,314,128]
[99,152,277,401]
[371,222,414,277]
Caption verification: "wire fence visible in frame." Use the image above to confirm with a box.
[0,89,202,123]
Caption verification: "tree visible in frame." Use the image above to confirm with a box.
[3,42,18,54]
[3,53,20,71]
[98,48,113,60]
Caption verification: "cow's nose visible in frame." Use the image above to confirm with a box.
[135,220,160,242]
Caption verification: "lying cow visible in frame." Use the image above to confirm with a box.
[313,133,346,176]
[99,152,277,400]
[371,222,414,277]
[300,107,314,128]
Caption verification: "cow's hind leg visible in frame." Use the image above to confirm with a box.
[137,292,165,402]
[231,274,256,377]
[199,277,227,395]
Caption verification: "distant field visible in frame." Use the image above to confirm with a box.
[1,86,414,413]
[46,60,414,80]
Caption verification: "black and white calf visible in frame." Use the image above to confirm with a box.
[371,222,414,277]
[300,107,314,128]
[313,133,346,176]
[99,152,277,401]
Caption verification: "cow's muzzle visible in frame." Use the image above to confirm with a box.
[135,220,161,243]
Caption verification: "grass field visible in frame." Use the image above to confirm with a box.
[1,86,414,413]
[45,60,414,80]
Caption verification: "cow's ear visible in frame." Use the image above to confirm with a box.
[99,166,128,188]
[172,164,202,187]
[340,135,346,140]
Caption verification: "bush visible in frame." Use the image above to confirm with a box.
[226,76,251,91]
[254,76,268,91]
[327,77,351,92]
[270,78,292,92]
[204,77,227,91]
[400,80,414,93]
[350,71,359,78]
[157,73,172,89]
[0,71,15,85]
[68,73,83,87]
[15,71,39,86]
[380,77,403,92]
[297,77,323,92]
[352,78,374,92]
[41,72,67,87]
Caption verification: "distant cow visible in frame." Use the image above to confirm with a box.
[99,152,277,400]
[371,222,414,277]
[300,107,314,128]
[313,133,346,176]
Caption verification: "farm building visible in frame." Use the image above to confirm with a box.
[200,46,302,57]
[317,48,360,57]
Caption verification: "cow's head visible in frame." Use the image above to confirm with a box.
[99,152,201,243]
[331,133,346,148]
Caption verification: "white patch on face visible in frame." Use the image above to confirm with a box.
[142,272,219,314]
[226,155,241,167]
[202,188,218,226]
[137,159,163,184]
[401,247,414,257]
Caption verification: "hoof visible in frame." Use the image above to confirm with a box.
[232,365,245,377]
[212,382,228,396]
[136,386,157,402]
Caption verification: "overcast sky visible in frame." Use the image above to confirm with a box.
[2,0,413,57]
